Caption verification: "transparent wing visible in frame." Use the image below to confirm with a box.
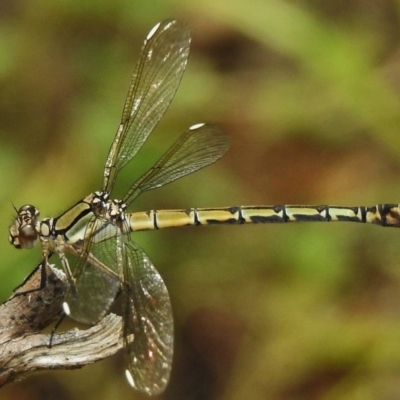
[124,123,230,205]
[103,19,191,193]
[122,241,173,395]
[64,217,123,324]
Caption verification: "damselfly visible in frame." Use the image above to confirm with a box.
[8,19,400,395]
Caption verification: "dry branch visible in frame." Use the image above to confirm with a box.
[0,263,124,386]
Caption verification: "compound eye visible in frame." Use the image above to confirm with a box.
[9,204,40,249]
[18,204,39,218]
[18,225,39,249]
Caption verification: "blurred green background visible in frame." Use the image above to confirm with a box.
[2,0,400,399]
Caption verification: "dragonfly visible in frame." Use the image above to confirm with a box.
[8,19,400,395]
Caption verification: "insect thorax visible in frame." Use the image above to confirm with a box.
[91,191,128,228]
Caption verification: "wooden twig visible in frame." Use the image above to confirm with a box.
[0,263,124,386]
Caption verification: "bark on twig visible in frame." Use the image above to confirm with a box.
[0,263,124,386]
